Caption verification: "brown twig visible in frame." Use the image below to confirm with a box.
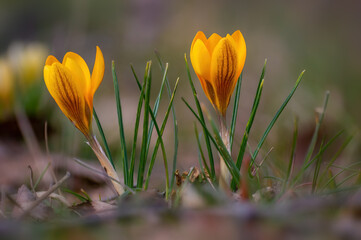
[28,166,36,196]
[19,171,71,219]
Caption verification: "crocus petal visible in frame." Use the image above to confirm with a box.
[191,38,215,105]
[191,31,209,53]
[210,35,239,115]
[45,55,60,66]
[62,52,91,90]
[44,63,91,135]
[190,39,211,80]
[231,30,247,79]
[207,33,222,53]
[90,46,104,97]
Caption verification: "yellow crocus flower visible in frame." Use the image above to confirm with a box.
[43,46,104,137]
[43,46,124,195]
[190,30,246,116]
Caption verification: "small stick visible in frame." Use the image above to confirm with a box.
[28,166,36,196]
[19,171,71,219]
[252,147,274,176]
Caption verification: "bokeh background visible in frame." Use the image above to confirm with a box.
[0,0,360,189]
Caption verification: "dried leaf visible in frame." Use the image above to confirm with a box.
[12,185,51,219]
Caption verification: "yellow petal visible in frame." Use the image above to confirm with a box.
[62,52,91,91]
[45,55,59,66]
[190,39,211,81]
[210,36,239,115]
[200,74,217,109]
[90,46,104,97]
[191,31,209,53]
[231,30,247,79]
[44,62,91,135]
[207,33,222,54]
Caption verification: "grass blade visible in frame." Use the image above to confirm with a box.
[230,63,266,190]
[194,123,211,175]
[145,107,170,198]
[229,73,243,150]
[327,170,337,189]
[319,134,353,182]
[129,65,147,187]
[237,61,266,167]
[311,140,324,193]
[63,189,89,202]
[236,75,265,168]
[292,130,344,186]
[321,161,361,190]
[282,116,298,192]
[250,70,305,170]
[303,91,330,167]
[155,52,179,191]
[146,63,169,156]
[112,61,129,186]
[136,61,152,188]
[336,172,359,188]
[33,162,50,190]
[144,78,180,192]
[305,131,343,170]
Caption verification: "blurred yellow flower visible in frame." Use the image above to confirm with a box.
[8,42,48,89]
[0,58,14,111]
[43,46,104,136]
[190,30,246,116]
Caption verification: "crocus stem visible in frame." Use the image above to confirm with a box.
[87,135,124,195]
[219,115,231,190]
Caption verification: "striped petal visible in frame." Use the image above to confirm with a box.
[210,35,239,115]
[44,62,91,135]
[62,52,91,92]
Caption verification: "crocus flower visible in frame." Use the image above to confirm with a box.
[190,30,246,116]
[44,47,124,195]
[43,46,104,137]
[8,42,48,89]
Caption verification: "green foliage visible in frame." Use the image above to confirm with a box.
[182,55,355,200]
[112,61,129,186]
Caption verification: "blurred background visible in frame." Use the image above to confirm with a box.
[0,0,360,191]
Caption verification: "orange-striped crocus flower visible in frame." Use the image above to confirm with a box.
[43,47,124,195]
[190,30,246,116]
[43,46,104,137]
[191,31,246,190]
